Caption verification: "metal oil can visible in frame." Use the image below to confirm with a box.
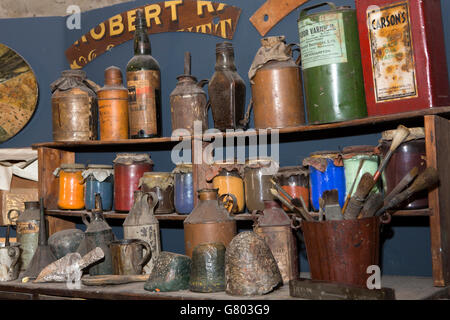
[356,0,450,115]
[253,200,299,285]
[298,2,367,124]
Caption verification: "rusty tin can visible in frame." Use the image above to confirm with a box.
[97,66,129,140]
[254,200,299,285]
[356,0,450,115]
[208,42,247,131]
[298,3,367,124]
[249,36,305,129]
[170,52,208,135]
[184,189,237,258]
[51,70,99,141]
[302,216,381,287]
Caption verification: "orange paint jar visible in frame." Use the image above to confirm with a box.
[276,166,309,212]
[213,169,245,213]
[55,163,86,210]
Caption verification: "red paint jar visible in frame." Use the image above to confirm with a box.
[113,153,153,212]
[275,166,309,211]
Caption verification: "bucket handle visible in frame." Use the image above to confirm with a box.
[379,212,392,224]
[218,193,238,215]
[7,209,21,225]
[7,246,20,274]
[299,2,337,19]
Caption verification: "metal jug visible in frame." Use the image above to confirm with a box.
[77,194,115,275]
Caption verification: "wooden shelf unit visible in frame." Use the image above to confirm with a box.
[32,107,450,287]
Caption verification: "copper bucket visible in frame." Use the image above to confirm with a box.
[302,216,383,287]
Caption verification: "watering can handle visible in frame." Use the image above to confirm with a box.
[7,209,21,224]
[82,212,92,226]
[136,240,152,268]
[7,246,20,273]
[299,2,337,19]
[218,193,238,215]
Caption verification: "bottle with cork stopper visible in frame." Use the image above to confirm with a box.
[97,66,129,140]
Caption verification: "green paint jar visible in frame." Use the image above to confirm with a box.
[342,146,380,197]
[298,2,367,124]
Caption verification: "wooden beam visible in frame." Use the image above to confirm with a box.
[424,115,450,286]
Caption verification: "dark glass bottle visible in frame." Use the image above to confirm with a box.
[126,9,161,138]
[208,42,246,131]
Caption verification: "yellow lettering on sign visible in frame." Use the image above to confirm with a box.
[109,14,124,36]
[90,23,106,40]
[217,3,226,12]
[165,0,183,21]
[145,4,162,27]
[128,9,137,32]
[215,18,232,38]
[197,1,215,16]
[196,23,212,34]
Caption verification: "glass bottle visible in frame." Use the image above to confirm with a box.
[208,42,246,131]
[126,9,161,138]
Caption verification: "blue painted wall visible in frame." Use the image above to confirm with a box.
[0,0,449,276]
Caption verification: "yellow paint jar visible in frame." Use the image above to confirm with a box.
[212,169,245,213]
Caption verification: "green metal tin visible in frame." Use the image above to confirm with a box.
[298,2,367,124]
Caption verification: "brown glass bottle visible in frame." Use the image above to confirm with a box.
[126,9,161,138]
[208,42,246,131]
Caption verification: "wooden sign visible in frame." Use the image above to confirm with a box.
[66,0,242,69]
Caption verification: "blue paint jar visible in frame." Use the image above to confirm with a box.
[304,151,346,211]
[83,164,114,211]
[173,164,194,214]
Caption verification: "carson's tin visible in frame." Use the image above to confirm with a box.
[356,0,450,115]
[298,3,367,124]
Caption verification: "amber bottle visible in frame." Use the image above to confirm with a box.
[126,9,161,138]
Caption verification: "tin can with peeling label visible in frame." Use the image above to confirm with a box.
[298,2,367,124]
[356,0,450,116]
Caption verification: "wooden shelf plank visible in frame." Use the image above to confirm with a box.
[45,210,255,221]
[32,107,450,149]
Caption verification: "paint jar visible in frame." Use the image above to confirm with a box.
[113,153,153,212]
[207,162,245,214]
[379,127,427,209]
[303,151,345,211]
[275,166,309,211]
[342,146,380,197]
[54,163,86,210]
[140,172,175,214]
[83,164,114,211]
[173,164,194,215]
[243,158,278,212]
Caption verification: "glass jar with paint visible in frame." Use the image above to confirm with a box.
[207,161,245,214]
[140,172,175,214]
[54,163,86,210]
[341,146,380,198]
[173,164,194,215]
[303,151,345,211]
[113,153,153,212]
[275,166,309,211]
[379,127,427,209]
[243,158,279,212]
[83,164,114,211]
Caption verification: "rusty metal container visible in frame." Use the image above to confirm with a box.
[97,66,129,140]
[140,172,174,214]
[184,189,237,257]
[170,52,208,135]
[302,217,381,287]
[51,70,98,141]
[253,200,299,285]
[249,36,305,129]
[208,42,247,131]
[123,190,160,274]
[356,0,450,116]
[298,3,367,124]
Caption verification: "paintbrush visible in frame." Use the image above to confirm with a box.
[322,189,343,221]
[383,167,419,205]
[373,125,410,182]
[342,159,365,214]
[270,178,310,216]
[343,172,376,220]
[270,188,315,222]
[359,192,384,219]
[375,167,439,217]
